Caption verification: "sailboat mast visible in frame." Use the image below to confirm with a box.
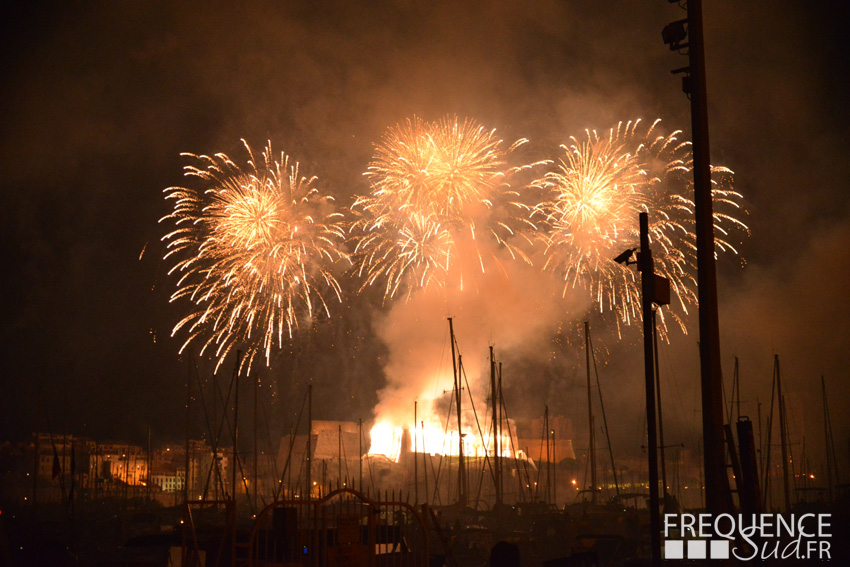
[584,321,597,504]
[448,317,466,506]
[338,424,342,487]
[552,428,557,506]
[735,357,741,421]
[184,362,192,504]
[253,373,258,509]
[306,383,312,500]
[545,405,551,505]
[490,346,502,505]
[589,323,621,497]
[358,418,363,492]
[498,362,504,501]
[457,354,467,505]
[775,355,791,512]
[231,351,242,502]
[414,400,418,505]
[762,370,776,511]
[822,376,833,503]
[422,420,428,506]
[147,423,152,503]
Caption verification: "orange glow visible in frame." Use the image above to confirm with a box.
[368,422,404,461]
[368,416,515,462]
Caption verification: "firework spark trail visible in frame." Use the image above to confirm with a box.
[350,115,540,300]
[160,140,347,373]
[533,119,748,334]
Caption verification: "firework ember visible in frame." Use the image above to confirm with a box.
[533,119,747,333]
[351,115,538,300]
[160,140,347,373]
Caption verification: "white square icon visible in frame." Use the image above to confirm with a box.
[688,539,707,559]
[711,539,730,559]
[665,540,684,559]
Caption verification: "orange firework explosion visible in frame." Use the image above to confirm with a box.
[533,119,747,333]
[160,141,347,373]
[351,116,539,300]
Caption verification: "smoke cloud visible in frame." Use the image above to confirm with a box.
[370,243,591,429]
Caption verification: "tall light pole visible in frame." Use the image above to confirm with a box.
[662,0,733,515]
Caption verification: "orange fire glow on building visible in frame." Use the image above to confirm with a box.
[368,418,516,463]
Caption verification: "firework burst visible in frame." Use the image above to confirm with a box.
[160,141,347,373]
[351,115,538,300]
[533,119,747,334]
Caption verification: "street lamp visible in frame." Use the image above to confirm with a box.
[614,212,669,566]
[661,19,689,51]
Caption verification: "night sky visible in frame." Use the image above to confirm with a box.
[2,1,848,472]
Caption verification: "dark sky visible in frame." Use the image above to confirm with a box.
[2,1,848,470]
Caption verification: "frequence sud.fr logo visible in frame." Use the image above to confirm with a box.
[663,513,832,561]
